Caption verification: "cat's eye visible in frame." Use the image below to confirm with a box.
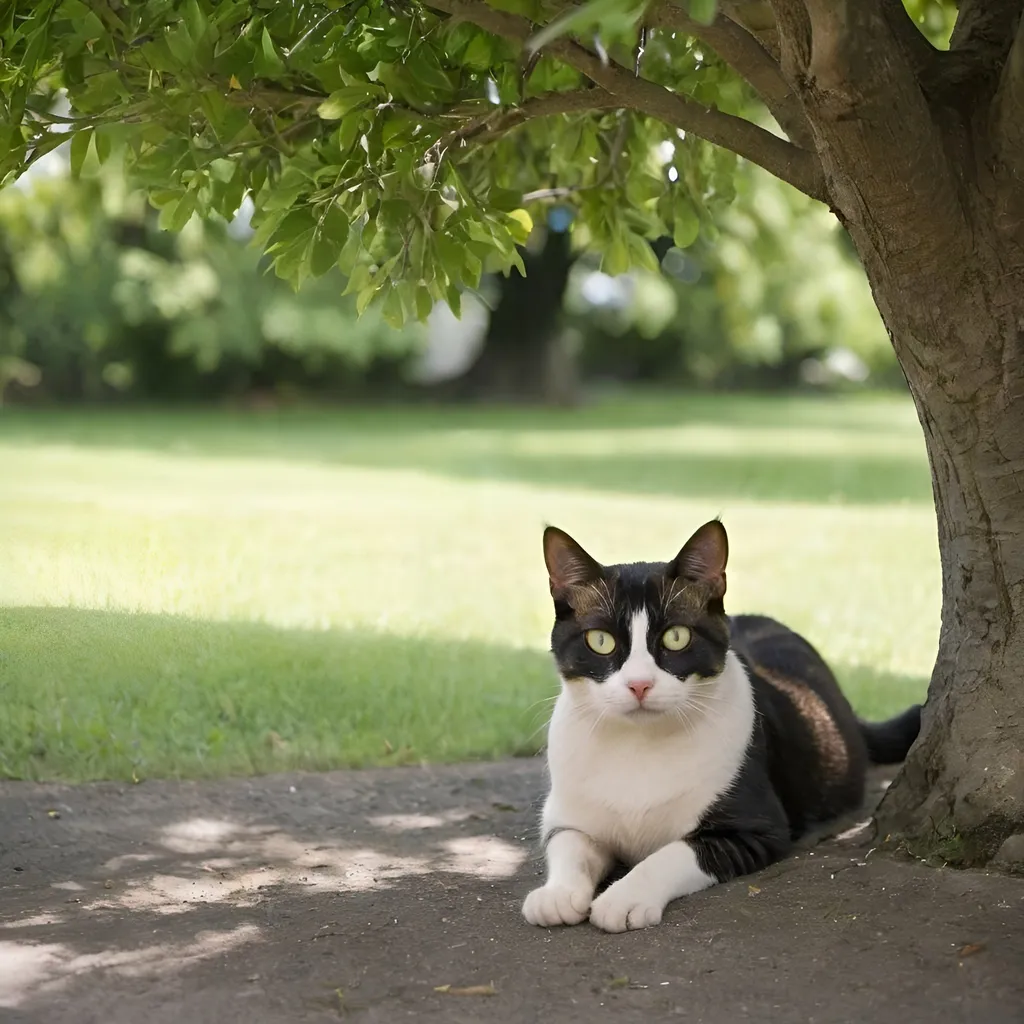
[662,626,692,651]
[584,629,617,655]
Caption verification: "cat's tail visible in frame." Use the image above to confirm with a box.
[858,705,922,764]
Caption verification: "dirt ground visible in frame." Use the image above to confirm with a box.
[1,759,1022,1024]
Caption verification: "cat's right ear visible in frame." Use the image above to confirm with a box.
[543,526,603,598]
[669,519,728,599]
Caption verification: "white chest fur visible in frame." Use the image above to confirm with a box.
[541,650,755,865]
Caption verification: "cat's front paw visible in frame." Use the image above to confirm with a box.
[522,883,592,927]
[589,880,664,932]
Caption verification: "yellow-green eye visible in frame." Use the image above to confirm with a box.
[585,629,617,655]
[662,626,692,651]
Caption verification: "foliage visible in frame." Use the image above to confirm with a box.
[571,165,897,387]
[0,395,934,780]
[0,0,813,326]
[0,159,425,400]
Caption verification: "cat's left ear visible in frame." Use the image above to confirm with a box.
[543,526,604,597]
[670,519,728,599]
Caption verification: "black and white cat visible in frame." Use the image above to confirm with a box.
[523,519,921,933]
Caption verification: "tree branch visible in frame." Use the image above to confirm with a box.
[421,0,826,200]
[764,0,812,91]
[949,1,1024,66]
[719,1,781,60]
[993,8,1024,175]
[771,0,971,288]
[651,0,814,147]
[435,86,621,154]
[878,0,941,84]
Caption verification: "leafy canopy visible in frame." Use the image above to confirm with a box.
[0,0,956,325]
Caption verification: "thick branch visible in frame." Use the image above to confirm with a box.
[422,0,826,200]
[878,0,941,84]
[773,0,971,292]
[719,1,780,60]
[949,0,1024,66]
[652,1,813,147]
[993,9,1024,175]
[765,0,811,88]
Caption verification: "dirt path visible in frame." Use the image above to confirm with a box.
[1,760,1022,1023]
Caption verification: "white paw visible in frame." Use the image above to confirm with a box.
[522,883,592,927]
[589,879,664,932]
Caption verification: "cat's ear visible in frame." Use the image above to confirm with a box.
[670,519,728,598]
[543,526,603,597]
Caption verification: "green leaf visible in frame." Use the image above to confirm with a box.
[382,285,405,328]
[461,32,494,70]
[255,27,285,76]
[686,0,718,25]
[184,0,209,45]
[415,285,434,322]
[93,127,112,165]
[208,157,236,183]
[602,234,631,276]
[69,128,93,177]
[318,85,377,120]
[672,194,700,248]
[158,193,197,232]
[164,24,195,65]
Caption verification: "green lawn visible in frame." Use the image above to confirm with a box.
[0,391,939,782]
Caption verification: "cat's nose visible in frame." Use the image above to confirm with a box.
[627,680,653,702]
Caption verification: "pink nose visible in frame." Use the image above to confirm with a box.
[627,680,653,702]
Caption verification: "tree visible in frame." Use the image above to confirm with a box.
[444,223,579,402]
[2,0,1021,866]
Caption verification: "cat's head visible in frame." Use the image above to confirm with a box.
[543,519,731,722]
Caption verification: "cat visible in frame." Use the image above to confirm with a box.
[523,518,921,933]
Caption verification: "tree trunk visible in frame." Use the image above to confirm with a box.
[836,209,1024,866]
[447,228,578,404]
[759,5,1024,868]
[872,269,1024,866]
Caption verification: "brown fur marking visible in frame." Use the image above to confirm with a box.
[752,662,850,777]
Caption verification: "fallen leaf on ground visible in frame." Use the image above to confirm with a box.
[958,943,985,958]
[608,977,630,989]
[433,983,497,996]
[748,885,761,895]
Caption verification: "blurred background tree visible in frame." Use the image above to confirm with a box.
[0,158,425,405]
[0,148,897,405]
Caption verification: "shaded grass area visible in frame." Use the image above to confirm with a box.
[0,392,937,782]
[0,609,554,780]
[0,391,932,505]
[0,608,925,782]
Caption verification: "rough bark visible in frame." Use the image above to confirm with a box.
[770,0,1024,866]
[863,238,1024,866]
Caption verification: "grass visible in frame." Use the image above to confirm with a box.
[0,390,939,783]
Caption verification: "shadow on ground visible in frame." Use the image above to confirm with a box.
[1,761,1022,1024]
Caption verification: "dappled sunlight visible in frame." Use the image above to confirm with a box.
[441,835,528,878]
[63,811,531,920]
[369,809,477,831]
[0,778,533,1012]
[0,925,261,1009]
[19,799,529,911]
